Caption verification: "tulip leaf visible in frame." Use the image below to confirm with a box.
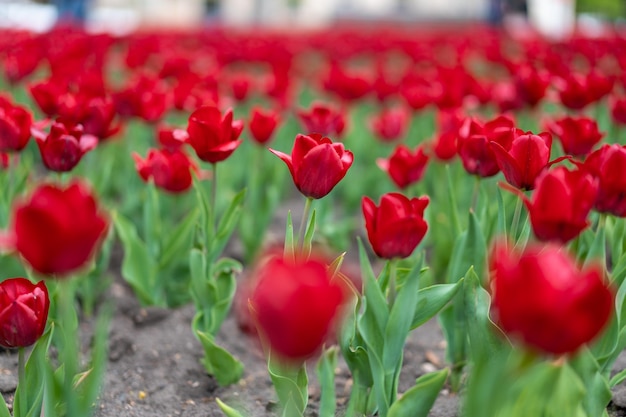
[268,353,308,415]
[16,326,53,417]
[569,348,612,416]
[113,212,157,306]
[210,189,246,262]
[316,347,338,417]
[302,209,316,260]
[0,396,9,417]
[159,207,199,269]
[196,330,243,386]
[143,180,162,259]
[447,210,486,285]
[495,188,507,238]
[584,223,606,268]
[189,248,209,309]
[194,177,215,250]
[387,368,449,417]
[358,239,389,339]
[610,368,626,387]
[216,398,247,417]
[411,281,464,329]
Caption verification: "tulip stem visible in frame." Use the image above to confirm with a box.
[211,163,218,234]
[388,259,398,306]
[17,347,26,414]
[297,197,313,253]
[470,176,480,213]
[445,164,462,236]
[511,196,523,243]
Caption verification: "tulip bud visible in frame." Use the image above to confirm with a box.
[0,278,49,348]
[248,107,280,145]
[377,144,429,190]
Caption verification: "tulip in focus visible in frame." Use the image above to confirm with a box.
[0,278,49,348]
[186,106,244,164]
[362,192,429,259]
[7,181,109,276]
[249,255,345,363]
[490,242,613,355]
[270,133,353,199]
[584,144,626,217]
[377,144,429,190]
[31,120,98,172]
[133,149,195,194]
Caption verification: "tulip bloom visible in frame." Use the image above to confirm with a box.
[517,167,597,243]
[547,116,604,157]
[133,149,195,193]
[32,121,98,172]
[457,115,515,178]
[610,95,626,126]
[248,107,280,145]
[157,125,189,151]
[270,133,353,199]
[490,243,613,355]
[9,181,109,276]
[377,144,429,190]
[297,102,346,138]
[0,278,49,348]
[584,144,626,217]
[0,97,32,153]
[490,130,553,190]
[362,193,429,259]
[249,255,345,362]
[186,106,244,164]
[368,106,410,142]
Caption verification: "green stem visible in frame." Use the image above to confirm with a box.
[470,176,480,213]
[297,197,313,252]
[387,259,398,307]
[211,163,218,234]
[58,279,79,417]
[17,347,26,415]
[445,164,462,236]
[511,196,523,244]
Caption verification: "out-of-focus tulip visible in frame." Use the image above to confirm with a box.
[610,95,626,126]
[368,106,410,142]
[186,106,243,164]
[547,116,604,157]
[584,144,626,217]
[0,97,32,153]
[133,149,195,193]
[297,102,346,138]
[270,133,353,199]
[157,125,189,151]
[0,278,49,348]
[377,144,429,189]
[458,115,515,178]
[32,121,97,172]
[249,107,280,145]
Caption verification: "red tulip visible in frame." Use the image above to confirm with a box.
[490,242,613,355]
[157,125,189,151]
[368,106,410,142]
[186,106,243,164]
[323,63,371,101]
[133,149,195,194]
[270,133,353,199]
[547,116,604,157]
[32,120,98,172]
[113,74,170,123]
[377,144,429,189]
[584,144,626,217]
[430,110,463,161]
[0,153,9,169]
[490,130,554,190]
[29,79,64,117]
[297,102,346,138]
[9,181,109,276]
[362,193,429,259]
[610,95,626,126]
[0,278,49,348]
[458,115,516,178]
[515,167,597,243]
[79,96,121,140]
[513,65,550,108]
[0,97,32,153]
[249,255,345,363]
[248,107,280,145]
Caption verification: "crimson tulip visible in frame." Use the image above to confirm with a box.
[0,278,49,348]
[362,193,429,259]
[368,106,410,142]
[610,95,626,126]
[157,125,188,151]
[519,167,597,243]
[249,255,345,362]
[490,242,613,355]
[8,181,109,276]
[32,120,97,172]
[584,144,626,217]
[186,106,243,164]
[297,102,346,138]
[270,133,353,199]
[248,107,280,145]
[133,148,195,193]
[430,110,463,161]
[490,130,553,190]
[0,97,32,153]
[377,144,429,190]
[458,115,515,178]
[547,116,604,157]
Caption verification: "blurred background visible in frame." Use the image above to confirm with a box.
[0,0,624,36]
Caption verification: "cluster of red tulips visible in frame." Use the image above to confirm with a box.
[0,21,625,417]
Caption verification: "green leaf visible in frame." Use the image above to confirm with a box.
[143,180,162,259]
[268,353,308,415]
[570,348,612,415]
[495,188,507,238]
[387,368,449,417]
[216,398,247,417]
[0,395,10,417]
[209,189,246,262]
[610,368,626,387]
[302,209,317,260]
[284,211,295,263]
[584,223,606,268]
[189,248,209,311]
[159,207,199,269]
[327,252,346,279]
[16,326,53,417]
[194,177,215,249]
[113,212,157,305]
[316,347,338,417]
[358,239,389,340]
[196,330,243,386]
[411,281,464,329]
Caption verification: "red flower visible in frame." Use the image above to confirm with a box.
[80,96,121,140]
[248,107,280,145]
[9,181,109,276]
[249,255,345,363]
[610,95,626,126]
[297,102,346,138]
[323,64,371,102]
[362,193,429,259]
[458,115,516,178]
[157,125,189,151]
[133,149,195,194]
[490,130,553,190]
[270,133,353,199]
[0,153,9,169]
[0,97,32,153]
[489,242,613,355]
[0,278,49,348]
[186,106,243,164]
[368,106,410,142]
[32,120,98,172]
[513,65,550,108]
[113,74,170,123]
[547,116,604,157]
[584,144,626,217]
[29,79,64,117]
[377,144,429,189]
[517,167,597,243]
[430,110,464,161]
